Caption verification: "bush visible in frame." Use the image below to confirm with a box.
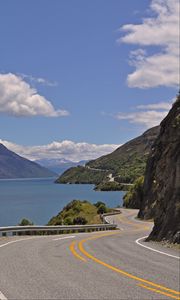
[94,201,106,208]
[63,217,73,225]
[97,204,107,214]
[19,218,33,226]
[48,217,62,225]
[73,216,88,225]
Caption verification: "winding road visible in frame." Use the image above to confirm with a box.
[0,209,179,299]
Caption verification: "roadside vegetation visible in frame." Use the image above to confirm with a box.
[48,200,111,225]
[55,166,108,185]
[94,181,131,191]
[18,218,34,226]
[123,176,144,209]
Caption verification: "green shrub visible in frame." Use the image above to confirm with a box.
[64,217,73,225]
[97,204,107,214]
[19,218,33,226]
[73,216,88,225]
[123,176,144,208]
[50,217,62,225]
[94,201,106,208]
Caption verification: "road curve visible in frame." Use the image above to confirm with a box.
[0,209,179,299]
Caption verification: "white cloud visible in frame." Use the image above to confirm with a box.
[19,73,58,87]
[115,110,168,128]
[114,100,173,128]
[119,0,179,88]
[0,73,69,117]
[137,101,173,110]
[0,139,119,162]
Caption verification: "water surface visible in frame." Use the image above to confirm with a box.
[0,178,124,226]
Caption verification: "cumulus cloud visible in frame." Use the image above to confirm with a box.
[137,102,173,110]
[0,139,119,162]
[115,110,168,128]
[119,0,179,88]
[114,100,173,128]
[0,73,69,117]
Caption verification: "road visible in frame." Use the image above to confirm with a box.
[0,209,179,299]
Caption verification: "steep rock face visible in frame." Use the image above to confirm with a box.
[138,96,180,243]
[0,143,56,179]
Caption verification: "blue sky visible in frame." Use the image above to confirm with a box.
[0,0,179,161]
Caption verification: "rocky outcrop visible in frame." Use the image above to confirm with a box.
[138,95,180,243]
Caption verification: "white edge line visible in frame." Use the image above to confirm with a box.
[0,291,7,300]
[0,237,37,249]
[0,237,39,300]
[136,236,180,259]
[0,235,75,300]
[0,235,72,300]
[53,235,75,241]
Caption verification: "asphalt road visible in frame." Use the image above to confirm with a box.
[0,209,179,300]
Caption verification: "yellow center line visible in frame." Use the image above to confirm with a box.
[69,241,87,262]
[138,284,180,300]
[117,214,150,230]
[77,232,180,297]
[69,232,119,262]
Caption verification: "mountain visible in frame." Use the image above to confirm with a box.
[35,158,88,175]
[0,143,56,179]
[138,95,180,243]
[56,165,109,184]
[56,126,160,185]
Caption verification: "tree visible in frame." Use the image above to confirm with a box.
[19,218,33,226]
[97,204,107,214]
[94,201,106,208]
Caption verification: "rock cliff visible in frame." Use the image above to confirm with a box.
[138,95,180,243]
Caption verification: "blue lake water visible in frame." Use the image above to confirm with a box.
[0,178,125,226]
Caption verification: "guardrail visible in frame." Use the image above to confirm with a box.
[0,223,117,237]
[102,210,121,224]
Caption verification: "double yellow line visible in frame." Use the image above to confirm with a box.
[115,213,151,230]
[70,232,180,300]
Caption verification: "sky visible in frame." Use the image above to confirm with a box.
[0,0,179,161]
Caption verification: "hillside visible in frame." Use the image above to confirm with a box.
[57,126,160,185]
[55,165,109,184]
[48,200,110,225]
[0,143,56,179]
[36,158,87,175]
[138,95,180,243]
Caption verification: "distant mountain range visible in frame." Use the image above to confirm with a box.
[35,158,88,175]
[57,126,160,184]
[0,143,56,179]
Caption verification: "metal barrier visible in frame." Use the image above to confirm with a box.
[0,223,117,236]
[102,210,121,224]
